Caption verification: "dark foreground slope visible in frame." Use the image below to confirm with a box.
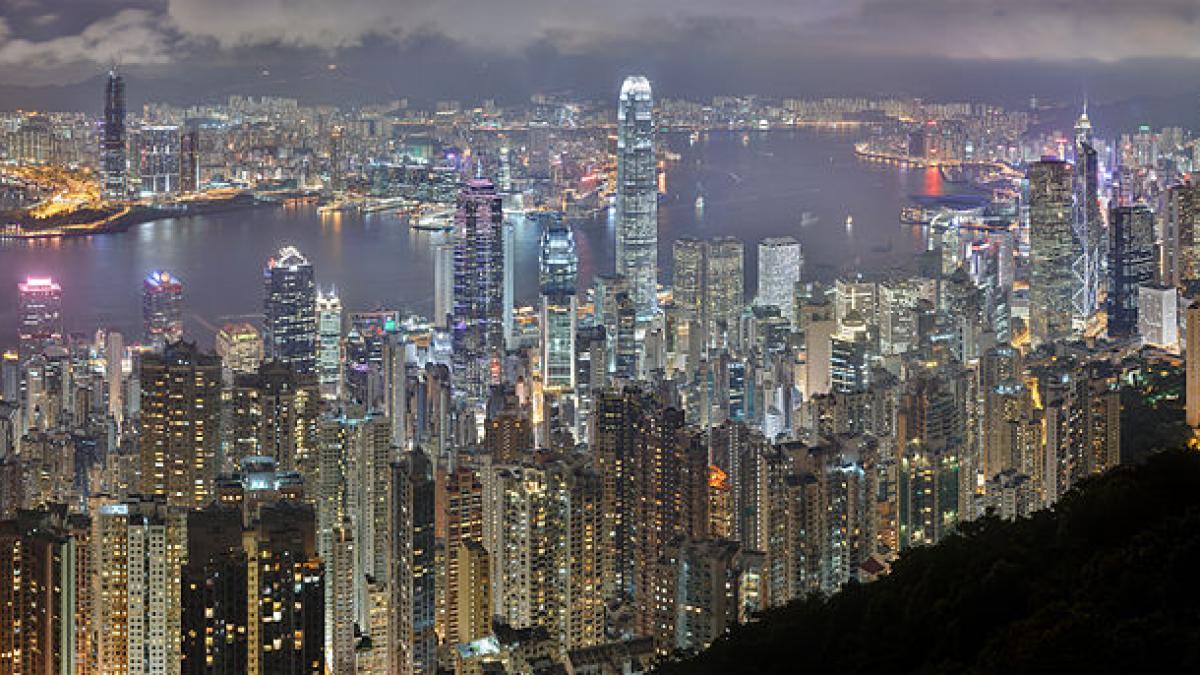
[664,451,1200,673]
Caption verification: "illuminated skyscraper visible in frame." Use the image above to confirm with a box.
[539,217,578,392]
[672,237,706,324]
[316,288,343,400]
[452,178,505,401]
[139,340,222,508]
[1028,159,1076,347]
[263,246,318,376]
[1187,300,1200,428]
[1162,182,1200,289]
[707,237,745,346]
[757,237,803,322]
[137,125,181,197]
[102,68,127,200]
[17,277,62,360]
[1107,204,1155,339]
[392,448,437,675]
[1073,106,1101,324]
[143,269,184,347]
[616,76,658,319]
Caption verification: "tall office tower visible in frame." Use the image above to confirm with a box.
[180,124,199,193]
[106,330,125,428]
[1162,182,1200,288]
[17,277,62,360]
[613,292,640,380]
[1107,204,1156,339]
[392,449,436,675]
[652,538,763,654]
[143,269,184,347]
[1073,106,1101,323]
[757,237,803,322]
[1028,159,1076,347]
[503,218,516,351]
[487,457,606,650]
[707,237,745,346]
[615,76,658,319]
[139,340,222,508]
[263,246,318,376]
[452,179,505,401]
[230,360,320,472]
[0,507,80,674]
[673,237,707,322]
[137,125,181,196]
[440,463,484,648]
[316,287,343,400]
[432,237,455,328]
[102,68,127,200]
[800,297,836,399]
[1138,284,1179,350]
[94,495,186,673]
[540,218,578,392]
[215,322,264,375]
[1187,300,1200,428]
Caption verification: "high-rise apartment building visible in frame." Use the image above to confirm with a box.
[139,341,222,508]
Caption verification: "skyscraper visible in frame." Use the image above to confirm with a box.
[540,217,578,392]
[137,125,181,197]
[1187,300,1200,428]
[616,76,658,319]
[707,237,745,345]
[316,287,343,400]
[143,269,184,347]
[139,340,222,508]
[1028,159,1076,347]
[757,237,803,323]
[1073,107,1101,324]
[102,68,127,200]
[17,277,62,360]
[392,448,437,675]
[1162,182,1200,289]
[1107,204,1155,339]
[672,237,707,324]
[452,178,505,400]
[263,246,318,376]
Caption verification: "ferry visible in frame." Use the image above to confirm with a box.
[695,195,705,212]
[845,215,854,232]
[800,211,818,227]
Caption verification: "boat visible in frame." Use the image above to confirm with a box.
[800,211,818,227]
[695,195,705,211]
[688,130,700,145]
[845,215,854,231]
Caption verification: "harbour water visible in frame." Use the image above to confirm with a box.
[0,129,953,347]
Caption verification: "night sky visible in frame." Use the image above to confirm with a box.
[2,0,1200,114]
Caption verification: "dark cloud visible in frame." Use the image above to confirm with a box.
[0,0,1199,104]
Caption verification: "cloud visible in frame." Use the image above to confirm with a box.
[0,8,172,69]
[3,0,1200,89]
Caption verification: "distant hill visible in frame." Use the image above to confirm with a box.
[663,450,1200,673]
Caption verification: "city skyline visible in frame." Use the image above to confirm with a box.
[2,3,1199,672]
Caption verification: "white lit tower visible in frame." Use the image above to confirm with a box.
[616,76,658,320]
[1073,101,1102,328]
